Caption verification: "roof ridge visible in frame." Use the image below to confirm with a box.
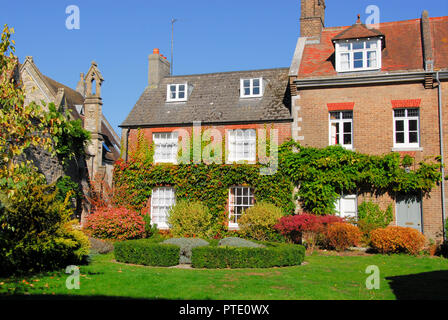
[166,67,289,79]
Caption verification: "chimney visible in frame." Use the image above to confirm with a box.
[300,0,326,39]
[421,10,434,72]
[148,48,171,89]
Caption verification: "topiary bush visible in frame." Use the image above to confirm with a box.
[218,237,265,248]
[191,244,305,269]
[0,184,90,276]
[322,222,362,251]
[167,200,212,238]
[114,239,179,266]
[83,206,146,241]
[162,238,209,264]
[237,202,284,241]
[370,226,426,255]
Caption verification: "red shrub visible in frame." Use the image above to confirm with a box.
[323,223,362,251]
[274,214,345,245]
[83,207,146,241]
[370,226,426,255]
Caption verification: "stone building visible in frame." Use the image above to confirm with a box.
[19,57,120,221]
[289,0,448,240]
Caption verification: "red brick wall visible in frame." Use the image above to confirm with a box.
[292,80,448,240]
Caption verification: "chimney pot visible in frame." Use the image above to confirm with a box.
[153,48,160,54]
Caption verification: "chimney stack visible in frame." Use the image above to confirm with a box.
[421,10,434,72]
[300,0,326,39]
[148,48,170,89]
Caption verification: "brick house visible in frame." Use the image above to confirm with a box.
[120,50,292,229]
[19,57,121,221]
[290,0,448,240]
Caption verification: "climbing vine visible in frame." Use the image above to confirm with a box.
[279,140,442,215]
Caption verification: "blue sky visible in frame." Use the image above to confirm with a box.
[2,0,448,138]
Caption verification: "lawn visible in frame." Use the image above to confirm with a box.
[1,251,447,300]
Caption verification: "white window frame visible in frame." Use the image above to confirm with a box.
[228,186,255,229]
[393,108,420,149]
[150,187,176,230]
[240,78,263,98]
[166,83,188,102]
[329,111,353,150]
[335,194,358,219]
[227,129,256,163]
[153,132,178,164]
[335,38,382,72]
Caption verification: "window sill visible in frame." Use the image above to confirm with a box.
[228,225,240,231]
[392,147,423,152]
[239,95,263,99]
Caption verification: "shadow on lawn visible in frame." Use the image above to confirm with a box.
[386,270,448,300]
[0,294,175,301]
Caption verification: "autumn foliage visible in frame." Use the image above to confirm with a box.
[83,206,146,241]
[370,226,426,255]
[322,222,362,251]
[274,213,345,248]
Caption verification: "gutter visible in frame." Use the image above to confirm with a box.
[294,71,448,88]
[436,71,447,241]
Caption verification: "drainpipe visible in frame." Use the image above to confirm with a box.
[436,71,447,241]
[125,129,130,162]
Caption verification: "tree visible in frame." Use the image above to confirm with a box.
[0,24,90,195]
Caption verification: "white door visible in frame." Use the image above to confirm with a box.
[335,195,357,218]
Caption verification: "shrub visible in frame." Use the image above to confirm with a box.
[322,223,362,251]
[114,239,179,266]
[0,184,90,276]
[191,244,305,269]
[83,206,146,241]
[274,214,345,249]
[167,200,212,238]
[162,238,209,264]
[218,237,265,248]
[89,237,115,254]
[357,202,393,241]
[237,202,284,241]
[370,226,426,255]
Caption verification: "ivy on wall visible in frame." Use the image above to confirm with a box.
[114,160,295,234]
[114,130,442,225]
[279,140,442,215]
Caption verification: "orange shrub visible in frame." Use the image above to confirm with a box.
[370,226,426,255]
[323,223,362,251]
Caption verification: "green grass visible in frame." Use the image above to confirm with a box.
[0,252,447,300]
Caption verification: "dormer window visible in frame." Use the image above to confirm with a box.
[167,83,188,102]
[240,78,263,98]
[335,39,382,72]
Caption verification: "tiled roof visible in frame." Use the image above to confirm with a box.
[332,22,384,41]
[298,16,448,78]
[121,68,292,127]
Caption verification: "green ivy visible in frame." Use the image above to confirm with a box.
[279,140,442,215]
[114,159,295,234]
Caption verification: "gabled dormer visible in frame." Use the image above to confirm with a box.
[332,15,385,73]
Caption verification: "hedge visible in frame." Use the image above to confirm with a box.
[114,239,179,267]
[191,244,305,269]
